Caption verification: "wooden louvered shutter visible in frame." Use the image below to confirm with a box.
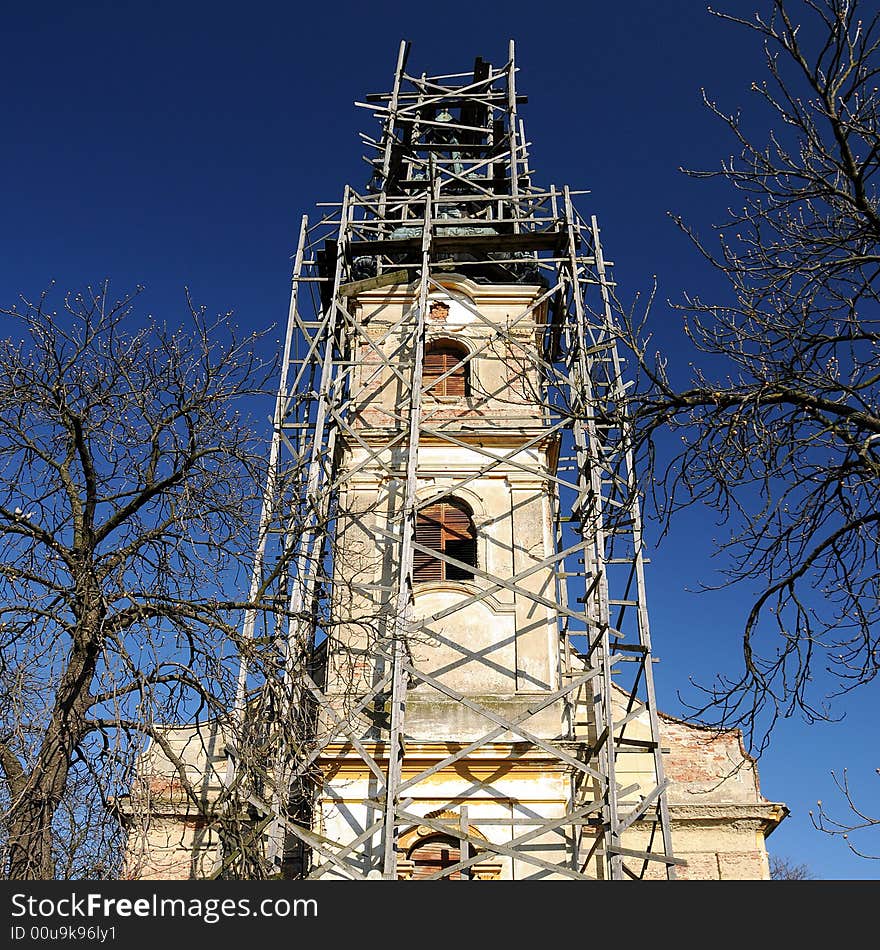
[423,348,445,392]
[441,501,476,580]
[414,504,443,582]
[414,499,476,583]
[424,344,467,397]
[409,837,461,880]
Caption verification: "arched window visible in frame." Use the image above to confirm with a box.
[413,498,476,583]
[407,835,462,880]
[423,340,469,397]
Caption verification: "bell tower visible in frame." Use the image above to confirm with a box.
[233,40,681,881]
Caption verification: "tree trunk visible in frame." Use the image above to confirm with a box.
[6,791,65,879]
[6,604,102,879]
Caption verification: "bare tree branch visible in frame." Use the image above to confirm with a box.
[622,1,880,767]
[0,280,288,879]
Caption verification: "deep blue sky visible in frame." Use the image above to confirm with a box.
[3,0,878,879]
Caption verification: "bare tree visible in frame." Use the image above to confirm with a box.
[0,282,280,879]
[769,854,815,879]
[623,0,880,760]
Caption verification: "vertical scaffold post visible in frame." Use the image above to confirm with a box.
[563,185,621,879]
[381,185,434,878]
[589,215,677,880]
[264,188,352,869]
[228,212,309,789]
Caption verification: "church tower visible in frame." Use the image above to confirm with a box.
[255,41,680,880]
[124,42,786,882]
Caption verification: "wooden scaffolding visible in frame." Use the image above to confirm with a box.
[225,41,680,881]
